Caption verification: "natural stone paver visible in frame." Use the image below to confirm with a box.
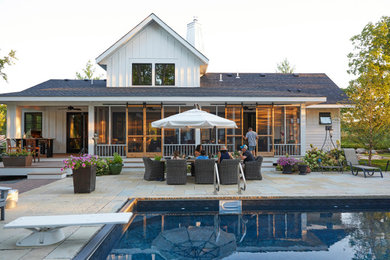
[1,170,390,259]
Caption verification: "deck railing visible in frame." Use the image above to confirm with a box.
[163,144,195,157]
[95,144,126,157]
[95,143,301,157]
[273,144,301,156]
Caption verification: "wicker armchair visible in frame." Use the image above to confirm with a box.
[244,156,263,180]
[143,157,165,181]
[195,159,216,184]
[218,159,240,185]
[166,160,187,185]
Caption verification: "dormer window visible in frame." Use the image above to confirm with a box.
[155,64,175,86]
[132,63,152,85]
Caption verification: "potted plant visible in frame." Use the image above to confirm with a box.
[62,154,99,193]
[107,153,123,175]
[2,150,33,167]
[297,161,308,175]
[277,155,298,174]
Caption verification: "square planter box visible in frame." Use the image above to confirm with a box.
[72,166,96,193]
[2,155,33,167]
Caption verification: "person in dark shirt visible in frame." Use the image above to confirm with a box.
[240,145,255,163]
[218,145,232,163]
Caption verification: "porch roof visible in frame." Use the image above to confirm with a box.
[0,73,348,104]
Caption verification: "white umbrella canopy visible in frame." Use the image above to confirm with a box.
[151,108,237,129]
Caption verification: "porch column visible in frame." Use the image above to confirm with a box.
[195,129,201,146]
[300,104,306,156]
[88,104,95,155]
[6,104,22,139]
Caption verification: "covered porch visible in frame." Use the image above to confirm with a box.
[6,102,307,158]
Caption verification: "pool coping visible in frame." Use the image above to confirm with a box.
[75,196,390,259]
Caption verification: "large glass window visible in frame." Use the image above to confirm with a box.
[132,63,152,85]
[24,112,42,138]
[111,107,126,144]
[95,107,109,144]
[155,64,175,86]
[201,106,216,144]
[164,106,180,144]
[180,106,195,144]
[286,107,300,144]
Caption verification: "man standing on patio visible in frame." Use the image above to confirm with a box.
[243,127,258,156]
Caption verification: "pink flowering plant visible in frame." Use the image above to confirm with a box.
[62,154,100,172]
[277,156,299,166]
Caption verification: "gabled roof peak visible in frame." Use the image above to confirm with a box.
[96,13,209,65]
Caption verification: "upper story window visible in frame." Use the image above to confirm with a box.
[24,112,42,138]
[132,63,152,85]
[155,64,175,86]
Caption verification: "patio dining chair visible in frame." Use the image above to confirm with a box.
[343,148,383,178]
[25,139,40,162]
[218,159,240,184]
[143,157,165,181]
[195,159,216,184]
[166,160,187,185]
[244,156,263,180]
[6,139,20,153]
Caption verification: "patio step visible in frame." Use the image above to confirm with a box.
[28,172,67,180]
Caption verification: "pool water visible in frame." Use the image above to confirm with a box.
[88,199,390,260]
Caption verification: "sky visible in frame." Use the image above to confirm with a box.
[0,0,389,93]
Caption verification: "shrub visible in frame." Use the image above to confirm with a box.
[62,154,99,171]
[106,153,123,164]
[303,144,345,171]
[3,149,32,157]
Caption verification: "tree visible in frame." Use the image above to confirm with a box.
[0,50,17,81]
[345,16,390,164]
[276,58,295,73]
[75,60,103,80]
[0,105,6,135]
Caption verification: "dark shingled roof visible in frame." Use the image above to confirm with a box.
[0,73,348,104]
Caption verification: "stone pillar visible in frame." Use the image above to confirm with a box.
[88,104,95,155]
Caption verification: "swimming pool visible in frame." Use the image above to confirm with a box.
[77,198,390,260]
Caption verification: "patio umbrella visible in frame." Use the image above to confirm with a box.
[151,108,237,129]
[152,226,236,259]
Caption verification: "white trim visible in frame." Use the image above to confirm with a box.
[0,96,327,103]
[96,13,209,65]
[307,104,350,108]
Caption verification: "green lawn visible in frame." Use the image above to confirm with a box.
[359,159,390,171]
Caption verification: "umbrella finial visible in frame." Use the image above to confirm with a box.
[195,104,201,110]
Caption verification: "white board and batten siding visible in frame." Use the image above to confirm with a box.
[305,108,341,150]
[105,21,202,88]
[44,108,67,154]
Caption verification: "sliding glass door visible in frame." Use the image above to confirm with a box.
[127,105,162,157]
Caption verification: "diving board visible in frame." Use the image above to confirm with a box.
[4,212,132,246]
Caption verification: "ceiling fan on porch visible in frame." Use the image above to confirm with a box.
[57,106,82,111]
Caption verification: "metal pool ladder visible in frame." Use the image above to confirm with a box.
[213,163,247,195]
[219,200,242,214]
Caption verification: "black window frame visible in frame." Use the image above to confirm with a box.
[155,63,175,86]
[24,112,43,138]
[132,63,152,86]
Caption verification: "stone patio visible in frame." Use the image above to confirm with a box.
[1,169,390,259]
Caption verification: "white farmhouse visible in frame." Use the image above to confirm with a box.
[0,13,348,158]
